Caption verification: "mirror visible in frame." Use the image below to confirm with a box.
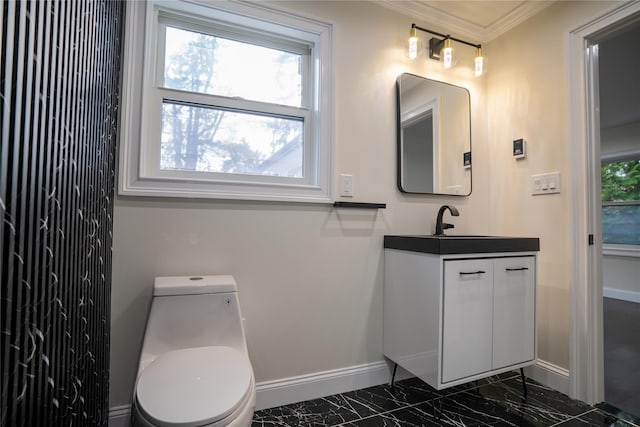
[396,73,471,195]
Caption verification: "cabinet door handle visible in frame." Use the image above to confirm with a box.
[506,267,529,271]
[459,270,486,275]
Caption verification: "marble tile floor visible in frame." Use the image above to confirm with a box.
[252,372,640,427]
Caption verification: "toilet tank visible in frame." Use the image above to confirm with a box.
[137,275,249,375]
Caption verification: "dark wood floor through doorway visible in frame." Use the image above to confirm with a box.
[603,297,640,417]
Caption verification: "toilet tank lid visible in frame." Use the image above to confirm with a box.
[154,275,237,296]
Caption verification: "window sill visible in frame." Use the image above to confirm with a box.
[118,175,333,204]
[602,244,640,258]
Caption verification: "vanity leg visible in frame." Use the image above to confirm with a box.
[433,398,444,421]
[520,368,528,398]
[390,363,398,387]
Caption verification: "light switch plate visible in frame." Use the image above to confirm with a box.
[340,174,353,197]
[531,172,561,195]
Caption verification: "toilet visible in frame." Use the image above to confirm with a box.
[132,275,255,427]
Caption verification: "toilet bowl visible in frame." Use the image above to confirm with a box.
[132,275,255,427]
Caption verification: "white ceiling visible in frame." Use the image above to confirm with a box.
[376,0,554,42]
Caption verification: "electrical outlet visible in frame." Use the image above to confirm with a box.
[340,174,353,197]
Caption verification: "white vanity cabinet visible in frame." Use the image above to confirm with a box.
[384,249,536,390]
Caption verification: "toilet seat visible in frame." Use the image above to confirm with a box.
[135,346,252,427]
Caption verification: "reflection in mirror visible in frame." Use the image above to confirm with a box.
[397,73,471,195]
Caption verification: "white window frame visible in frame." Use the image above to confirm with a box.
[119,0,333,203]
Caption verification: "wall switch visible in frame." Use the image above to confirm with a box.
[340,174,353,197]
[541,179,549,190]
[531,172,561,195]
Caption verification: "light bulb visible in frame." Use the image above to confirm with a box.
[442,38,453,69]
[474,47,484,76]
[408,28,418,59]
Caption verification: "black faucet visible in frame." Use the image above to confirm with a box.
[434,205,460,236]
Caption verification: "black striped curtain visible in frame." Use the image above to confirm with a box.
[1,1,123,425]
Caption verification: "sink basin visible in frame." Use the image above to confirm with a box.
[384,235,540,255]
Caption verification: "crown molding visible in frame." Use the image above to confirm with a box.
[483,1,555,41]
[374,1,554,43]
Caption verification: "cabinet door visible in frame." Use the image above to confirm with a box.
[492,256,536,369]
[442,259,494,383]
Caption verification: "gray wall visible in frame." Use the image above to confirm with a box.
[109,0,489,408]
[109,0,618,411]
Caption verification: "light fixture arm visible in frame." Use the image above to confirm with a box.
[411,23,481,50]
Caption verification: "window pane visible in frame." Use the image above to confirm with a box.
[163,26,303,107]
[602,204,640,245]
[160,101,303,178]
[601,160,640,245]
[601,160,640,202]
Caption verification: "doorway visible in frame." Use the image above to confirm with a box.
[598,20,640,417]
[569,0,640,411]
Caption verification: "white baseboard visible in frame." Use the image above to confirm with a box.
[603,287,640,303]
[255,359,573,410]
[108,405,131,427]
[524,359,570,396]
[109,358,569,424]
[255,360,411,410]
[108,360,409,424]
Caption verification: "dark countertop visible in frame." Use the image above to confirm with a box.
[384,235,540,255]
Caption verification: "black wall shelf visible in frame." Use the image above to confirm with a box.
[333,201,386,209]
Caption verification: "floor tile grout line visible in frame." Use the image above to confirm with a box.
[332,389,530,427]
[610,413,640,427]
[332,374,592,427]
[260,373,569,427]
[548,408,598,427]
[332,398,436,427]
[546,406,640,427]
[597,404,640,427]
[330,374,524,427]
[337,391,368,424]
[332,381,508,427]
[331,393,438,426]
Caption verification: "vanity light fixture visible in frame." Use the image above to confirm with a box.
[409,23,484,76]
[474,47,484,77]
[408,27,418,59]
[442,38,453,69]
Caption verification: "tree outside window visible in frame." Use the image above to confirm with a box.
[601,160,640,245]
[159,26,304,178]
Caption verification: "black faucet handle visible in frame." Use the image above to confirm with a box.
[443,223,455,230]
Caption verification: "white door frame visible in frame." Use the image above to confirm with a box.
[568,0,640,405]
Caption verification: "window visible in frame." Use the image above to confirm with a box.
[601,159,640,246]
[119,1,333,202]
